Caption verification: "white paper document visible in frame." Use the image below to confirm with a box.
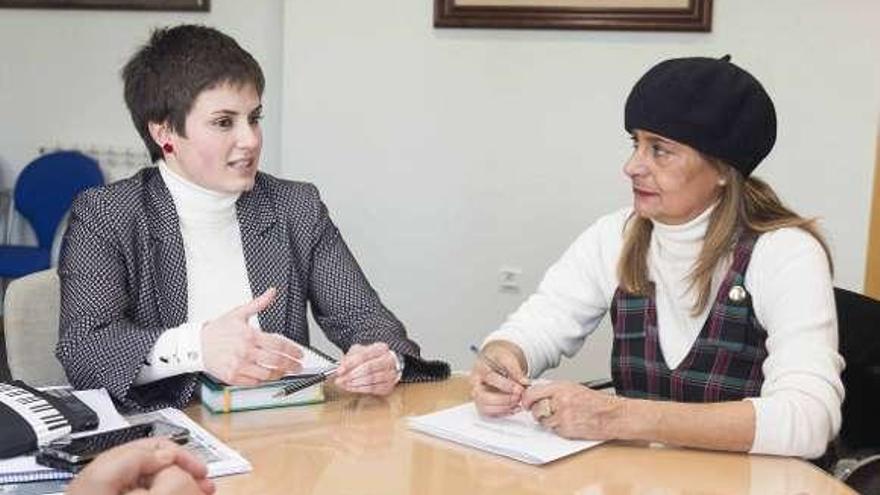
[290,345,338,376]
[407,402,602,465]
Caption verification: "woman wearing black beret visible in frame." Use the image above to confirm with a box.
[470,56,843,458]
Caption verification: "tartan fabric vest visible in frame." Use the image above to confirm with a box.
[610,234,768,402]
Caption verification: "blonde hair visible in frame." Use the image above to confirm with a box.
[617,161,833,315]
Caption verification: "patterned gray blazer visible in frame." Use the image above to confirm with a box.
[56,167,445,411]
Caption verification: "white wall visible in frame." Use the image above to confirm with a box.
[0,0,284,190]
[283,0,880,378]
[1,1,878,381]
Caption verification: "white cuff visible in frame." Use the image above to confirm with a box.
[177,321,205,371]
[134,321,205,385]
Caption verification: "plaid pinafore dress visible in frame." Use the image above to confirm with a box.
[610,234,768,402]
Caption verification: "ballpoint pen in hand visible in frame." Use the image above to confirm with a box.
[469,344,508,378]
[469,344,529,386]
[272,366,339,399]
[469,344,553,418]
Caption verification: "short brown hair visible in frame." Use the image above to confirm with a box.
[122,24,265,162]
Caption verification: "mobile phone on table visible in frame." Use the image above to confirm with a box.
[35,421,189,473]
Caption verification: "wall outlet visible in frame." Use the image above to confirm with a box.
[499,266,523,294]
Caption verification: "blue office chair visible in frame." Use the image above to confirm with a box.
[0,151,104,279]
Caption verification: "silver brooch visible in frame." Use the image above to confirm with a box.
[728,285,747,302]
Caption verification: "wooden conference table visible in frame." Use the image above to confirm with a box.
[186,375,856,495]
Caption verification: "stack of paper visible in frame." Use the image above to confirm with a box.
[407,402,602,465]
[295,345,338,375]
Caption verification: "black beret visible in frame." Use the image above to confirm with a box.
[624,55,776,177]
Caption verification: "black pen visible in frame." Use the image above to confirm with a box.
[272,366,339,399]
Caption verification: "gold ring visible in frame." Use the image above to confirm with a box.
[535,398,553,419]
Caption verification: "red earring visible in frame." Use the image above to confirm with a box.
[162,143,174,153]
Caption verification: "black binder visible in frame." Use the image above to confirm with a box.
[0,381,98,459]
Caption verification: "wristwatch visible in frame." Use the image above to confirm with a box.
[392,350,405,378]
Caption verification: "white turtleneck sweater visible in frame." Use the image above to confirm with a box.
[485,206,845,458]
[135,161,255,384]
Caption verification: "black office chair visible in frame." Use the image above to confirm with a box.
[835,288,880,450]
[831,287,880,492]
[840,455,880,494]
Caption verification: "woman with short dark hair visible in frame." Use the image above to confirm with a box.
[57,25,446,411]
[470,56,844,459]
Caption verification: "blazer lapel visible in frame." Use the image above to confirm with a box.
[144,169,188,328]
[237,175,290,333]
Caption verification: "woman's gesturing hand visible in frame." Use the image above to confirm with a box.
[201,288,303,385]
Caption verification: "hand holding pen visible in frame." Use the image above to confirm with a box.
[334,343,401,396]
[271,366,338,399]
[273,342,402,399]
[469,342,531,417]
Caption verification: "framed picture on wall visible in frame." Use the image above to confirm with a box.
[0,0,209,11]
[434,0,712,31]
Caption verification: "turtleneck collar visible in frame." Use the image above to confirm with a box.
[649,203,716,261]
[158,160,240,223]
